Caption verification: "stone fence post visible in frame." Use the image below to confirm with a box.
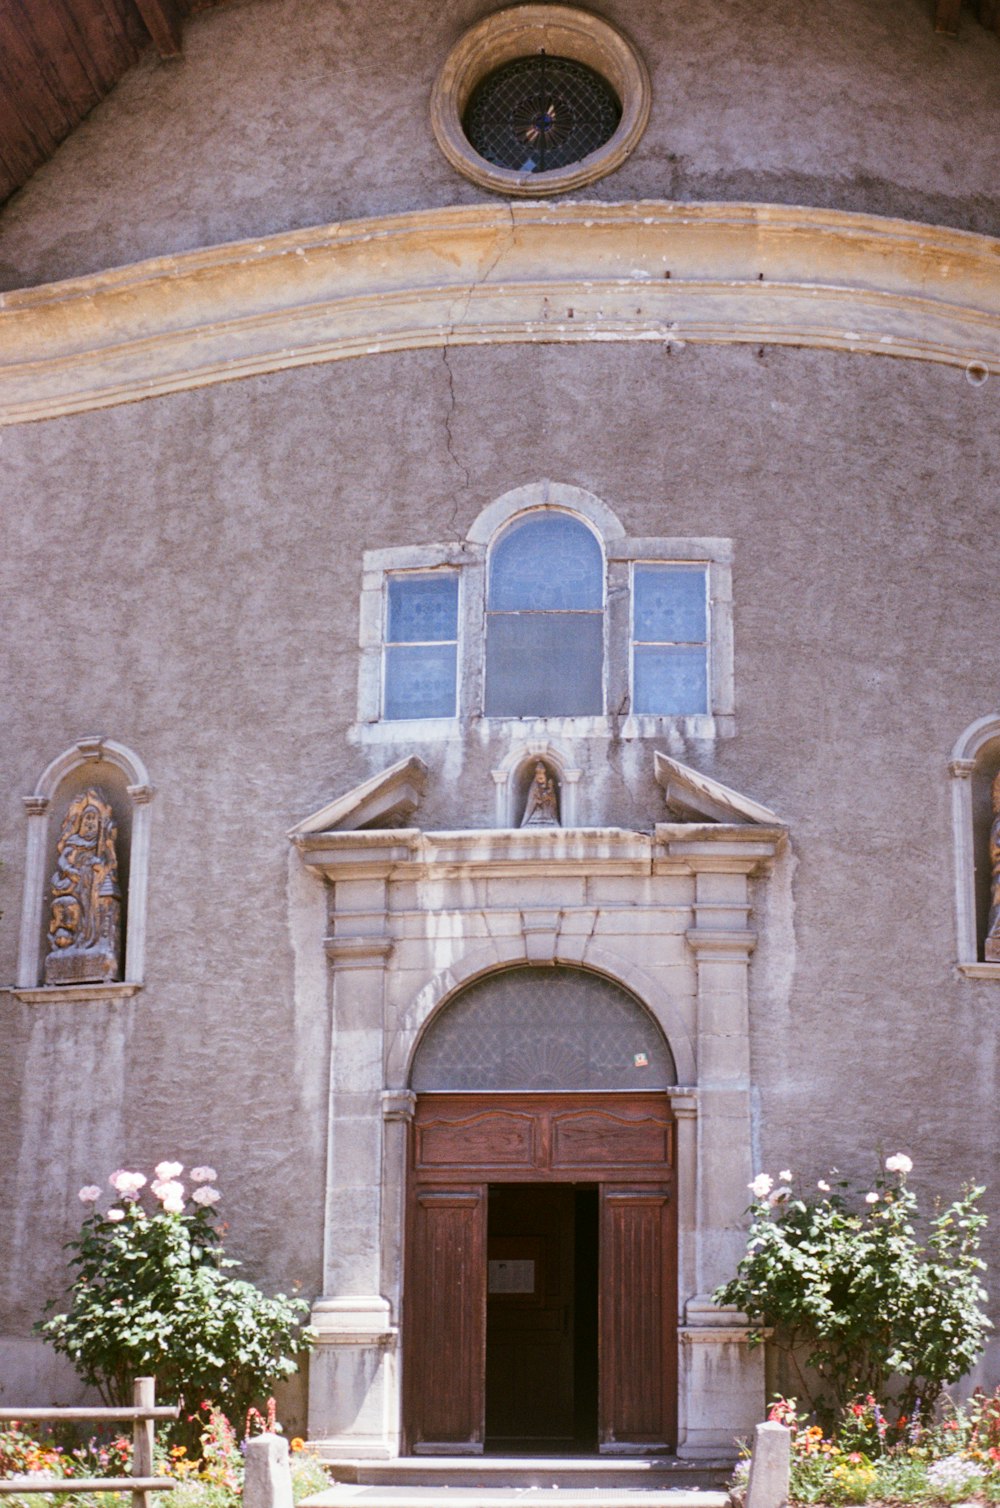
[746,1420,791,1508]
[243,1434,293,1508]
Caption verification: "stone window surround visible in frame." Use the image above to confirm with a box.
[8,736,153,1003]
[430,4,651,198]
[354,481,735,743]
[950,713,1000,979]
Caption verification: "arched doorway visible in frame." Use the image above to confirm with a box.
[403,966,678,1455]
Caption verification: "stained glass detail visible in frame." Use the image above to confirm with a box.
[633,644,708,715]
[385,646,454,720]
[490,514,603,611]
[485,612,603,716]
[411,966,676,1092]
[463,54,622,175]
[383,572,459,720]
[388,573,458,643]
[633,565,707,644]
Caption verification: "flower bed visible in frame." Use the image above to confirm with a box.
[732,1393,1000,1506]
[0,1401,329,1508]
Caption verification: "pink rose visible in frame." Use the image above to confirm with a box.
[78,1186,101,1204]
[192,1186,221,1207]
[190,1167,218,1184]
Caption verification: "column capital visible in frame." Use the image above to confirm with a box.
[381,1089,416,1122]
[949,758,977,779]
[22,795,49,817]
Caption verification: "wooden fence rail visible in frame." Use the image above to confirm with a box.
[0,1378,178,1508]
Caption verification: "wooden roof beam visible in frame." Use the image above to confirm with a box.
[132,0,184,57]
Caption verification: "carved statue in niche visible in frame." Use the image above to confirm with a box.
[985,772,1000,962]
[44,787,122,985]
[520,761,560,827]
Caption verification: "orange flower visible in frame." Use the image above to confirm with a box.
[290,1438,305,1453]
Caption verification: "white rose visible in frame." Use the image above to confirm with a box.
[190,1166,218,1184]
[748,1173,773,1199]
[192,1186,221,1207]
[865,1191,879,1204]
[106,1208,126,1222]
[817,1179,831,1192]
[779,1169,792,1182]
[768,1186,792,1207]
[161,1195,185,1215]
[78,1185,101,1203]
[154,1161,184,1181]
[153,1179,185,1206]
[885,1154,913,1175]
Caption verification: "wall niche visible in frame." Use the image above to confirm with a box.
[15,737,153,999]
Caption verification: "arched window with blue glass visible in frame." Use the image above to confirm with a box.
[485,511,605,717]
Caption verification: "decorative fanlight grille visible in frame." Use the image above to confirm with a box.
[463,52,622,174]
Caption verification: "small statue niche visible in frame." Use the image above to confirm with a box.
[520,760,560,828]
[44,787,122,986]
[985,771,1000,962]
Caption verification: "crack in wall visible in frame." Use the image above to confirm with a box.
[440,207,516,536]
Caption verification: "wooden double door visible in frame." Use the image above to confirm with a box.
[404,1092,677,1454]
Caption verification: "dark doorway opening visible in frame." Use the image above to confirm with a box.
[485,1184,599,1451]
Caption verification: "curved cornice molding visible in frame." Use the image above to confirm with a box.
[2,200,999,425]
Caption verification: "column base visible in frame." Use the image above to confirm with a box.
[677,1295,765,1461]
[307,1297,400,1457]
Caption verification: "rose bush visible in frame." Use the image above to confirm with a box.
[715,1156,990,1419]
[40,1163,313,1425]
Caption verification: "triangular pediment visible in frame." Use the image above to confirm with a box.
[288,755,428,835]
[654,751,783,826]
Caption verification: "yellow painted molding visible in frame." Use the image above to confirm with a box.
[1,200,999,425]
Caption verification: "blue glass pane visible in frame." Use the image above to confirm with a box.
[485,611,603,716]
[384,644,457,719]
[633,565,707,643]
[490,514,603,611]
[633,645,708,714]
[387,573,458,644]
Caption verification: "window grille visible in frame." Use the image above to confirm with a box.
[383,572,459,720]
[463,53,622,175]
[631,563,710,715]
[484,513,604,717]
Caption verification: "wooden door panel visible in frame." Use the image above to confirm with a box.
[551,1109,673,1168]
[406,1187,487,1452]
[415,1110,535,1170]
[599,1187,676,1448]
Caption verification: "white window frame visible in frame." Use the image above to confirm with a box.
[354,482,734,743]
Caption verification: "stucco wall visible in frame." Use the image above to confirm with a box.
[1,339,998,1400]
[1,0,999,290]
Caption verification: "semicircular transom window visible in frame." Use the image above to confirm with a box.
[411,965,676,1092]
[464,53,622,175]
[485,511,604,717]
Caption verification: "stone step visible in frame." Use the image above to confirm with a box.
[302,1488,731,1508]
[310,1456,734,1496]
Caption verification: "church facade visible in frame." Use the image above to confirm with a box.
[1,0,1000,1459]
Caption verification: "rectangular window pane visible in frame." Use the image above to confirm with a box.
[384,643,457,720]
[485,612,603,717]
[387,573,459,644]
[633,564,707,644]
[633,645,708,715]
